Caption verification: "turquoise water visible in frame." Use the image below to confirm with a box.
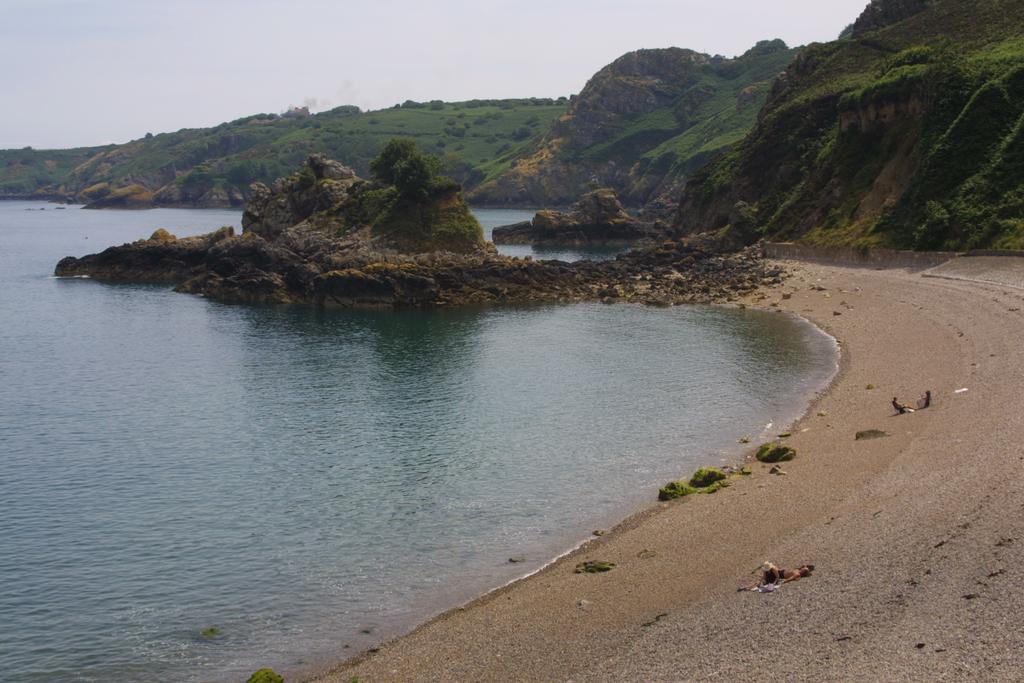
[0,202,836,681]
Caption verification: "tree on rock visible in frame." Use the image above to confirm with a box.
[370,138,443,199]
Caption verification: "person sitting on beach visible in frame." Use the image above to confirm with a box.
[916,390,932,410]
[739,562,815,591]
[892,397,914,414]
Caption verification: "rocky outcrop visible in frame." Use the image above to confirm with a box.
[55,227,236,282]
[242,154,360,240]
[492,189,659,245]
[470,41,799,209]
[81,183,154,209]
[56,157,777,308]
[57,219,776,308]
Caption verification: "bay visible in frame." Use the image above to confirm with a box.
[0,202,836,681]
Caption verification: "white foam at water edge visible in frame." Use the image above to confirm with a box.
[51,275,91,278]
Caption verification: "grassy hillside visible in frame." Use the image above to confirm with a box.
[673,0,1024,250]
[469,41,801,211]
[0,146,111,198]
[0,99,565,207]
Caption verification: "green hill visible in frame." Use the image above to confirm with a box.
[673,0,1024,250]
[469,41,801,212]
[0,99,565,207]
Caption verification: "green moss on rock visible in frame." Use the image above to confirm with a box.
[756,443,797,463]
[246,668,284,683]
[699,479,731,494]
[658,481,698,501]
[689,467,728,488]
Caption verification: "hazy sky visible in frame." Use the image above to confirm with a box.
[2,0,868,149]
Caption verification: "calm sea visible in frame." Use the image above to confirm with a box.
[0,202,836,681]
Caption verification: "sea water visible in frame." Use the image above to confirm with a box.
[0,202,836,681]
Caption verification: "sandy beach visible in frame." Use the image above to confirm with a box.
[308,257,1024,682]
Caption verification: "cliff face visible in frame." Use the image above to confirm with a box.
[469,41,800,212]
[673,0,1024,251]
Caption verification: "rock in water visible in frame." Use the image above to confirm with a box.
[492,188,657,246]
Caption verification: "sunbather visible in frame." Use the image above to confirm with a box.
[739,562,815,591]
[892,397,914,414]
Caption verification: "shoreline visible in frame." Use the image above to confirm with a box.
[287,304,839,682]
[296,282,843,682]
[304,256,1024,682]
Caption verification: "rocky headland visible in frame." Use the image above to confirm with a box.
[491,188,659,246]
[469,41,799,211]
[55,151,777,308]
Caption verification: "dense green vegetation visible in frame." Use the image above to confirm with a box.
[675,0,1024,250]
[0,98,565,205]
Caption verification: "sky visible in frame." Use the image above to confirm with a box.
[1,0,868,149]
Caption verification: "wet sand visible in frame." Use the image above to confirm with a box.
[306,258,1024,682]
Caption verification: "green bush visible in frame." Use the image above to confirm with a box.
[370,138,442,199]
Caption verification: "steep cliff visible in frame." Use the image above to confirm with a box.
[673,0,1024,250]
[469,41,800,212]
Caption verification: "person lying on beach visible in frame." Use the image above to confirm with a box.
[916,390,932,410]
[738,562,815,592]
[892,397,915,414]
